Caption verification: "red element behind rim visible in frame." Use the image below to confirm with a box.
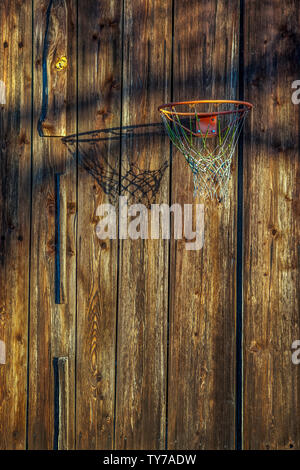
[158,99,253,138]
[158,99,253,116]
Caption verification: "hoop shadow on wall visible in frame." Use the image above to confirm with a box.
[62,123,168,207]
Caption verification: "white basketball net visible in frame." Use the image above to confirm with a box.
[160,102,250,200]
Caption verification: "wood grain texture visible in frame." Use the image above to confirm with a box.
[114,0,171,450]
[0,81,6,105]
[28,0,76,449]
[38,0,69,137]
[57,356,69,449]
[76,0,122,449]
[0,341,5,365]
[0,0,31,449]
[58,173,67,304]
[167,0,240,450]
[1,0,300,451]
[243,0,300,450]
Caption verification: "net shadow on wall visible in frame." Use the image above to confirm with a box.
[62,123,168,207]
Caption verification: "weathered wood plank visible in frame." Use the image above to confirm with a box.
[57,356,69,449]
[243,0,300,450]
[0,81,6,105]
[168,0,239,449]
[0,0,31,449]
[58,173,68,304]
[0,341,5,365]
[76,0,122,449]
[28,0,76,449]
[38,0,69,137]
[114,0,171,450]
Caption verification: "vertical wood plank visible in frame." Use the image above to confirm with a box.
[57,356,69,449]
[58,173,68,304]
[0,341,5,365]
[28,0,77,449]
[0,0,31,449]
[76,0,122,449]
[38,0,70,137]
[168,0,240,449]
[115,0,171,450]
[0,81,6,105]
[243,0,300,449]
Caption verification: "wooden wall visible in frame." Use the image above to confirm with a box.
[0,0,299,450]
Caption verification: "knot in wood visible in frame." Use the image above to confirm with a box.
[55,56,68,71]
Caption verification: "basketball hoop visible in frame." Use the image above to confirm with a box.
[159,100,253,200]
